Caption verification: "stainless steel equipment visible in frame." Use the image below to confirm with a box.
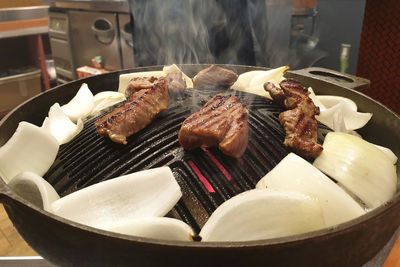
[119,13,134,69]
[47,0,134,83]
[69,10,122,71]
[48,11,75,83]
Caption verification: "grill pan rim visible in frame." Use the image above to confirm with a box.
[3,189,400,248]
[0,64,399,251]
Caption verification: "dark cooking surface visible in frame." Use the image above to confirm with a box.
[43,87,330,233]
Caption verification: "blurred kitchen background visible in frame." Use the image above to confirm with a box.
[0,0,398,119]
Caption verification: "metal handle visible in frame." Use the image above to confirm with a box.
[290,67,370,91]
[92,18,115,45]
[121,22,134,48]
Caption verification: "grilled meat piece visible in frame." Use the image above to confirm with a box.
[178,94,249,158]
[264,79,323,159]
[95,78,169,144]
[279,105,322,159]
[193,65,238,89]
[264,82,285,106]
[125,76,159,97]
[166,71,187,93]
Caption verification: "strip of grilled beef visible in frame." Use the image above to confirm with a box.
[178,94,249,158]
[127,73,186,96]
[95,78,169,144]
[193,65,238,89]
[264,79,323,159]
[125,76,160,97]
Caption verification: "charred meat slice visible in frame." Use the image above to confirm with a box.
[166,71,187,93]
[95,78,169,144]
[125,76,160,97]
[193,65,238,89]
[264,79,323,159]
[178,94,249,158]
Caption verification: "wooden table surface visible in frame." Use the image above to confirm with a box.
[384,236,400,267]
[0,203,399,265]
[0,205,37,256]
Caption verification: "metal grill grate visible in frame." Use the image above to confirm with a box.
[44,88,303,233]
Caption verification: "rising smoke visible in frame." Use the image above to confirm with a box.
[129,0,270,67]
[129,0,321,69]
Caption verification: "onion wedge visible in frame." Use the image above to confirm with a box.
[61,83,94,123]
[199,189,325,242]
[42,103,84,145]
[231,70,265,91]
[106,217,194,241]
[374,144,398,164]
[231,66,289,99]
[256,153,365,227]
[51,167,182,230]
[163,64,193,88]
[8,172,59,212]
[307,87,326,110]
[118,71,165,95]
[0,122,59,183]
[316,101,348,132]
[317,95,357,111]
[314,95,372,132]
[313,132,397,209]
[90,91,126,116]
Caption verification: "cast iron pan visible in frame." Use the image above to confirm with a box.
[0,65,399,267]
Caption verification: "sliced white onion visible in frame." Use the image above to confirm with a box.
[231,70,265,91]
[316,101,348,132]
[42,103,84,145]
[0,122,59,184]
[317,95,357,111]
[374,144,398,164]
[256,153,365,227]
[199,189,325,242]
[163,64,193,88]
[313,132,397,209]
[307,87,326,110]
[315,96,372,132]
[8,172,59,212]
[51,167,182,230]
[343,109,372,130]
[231,66,289,99]
[90,91,126,116]
[106,217,194,241]
[249,66,290,88]
[243,84,273,99]
[61,83,94,123]
[118,71,165,95]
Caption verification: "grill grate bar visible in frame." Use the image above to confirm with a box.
[188,152,237,203]
[208,150,254,191]
[187,160,216,194]
[58,119,102,159]
[202,148,242,193]
[172,200,201,234]
[172,162,220,215]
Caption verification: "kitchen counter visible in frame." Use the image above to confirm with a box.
[0,5,51,116]
[43,0,129,13]
[0,5,49,39]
